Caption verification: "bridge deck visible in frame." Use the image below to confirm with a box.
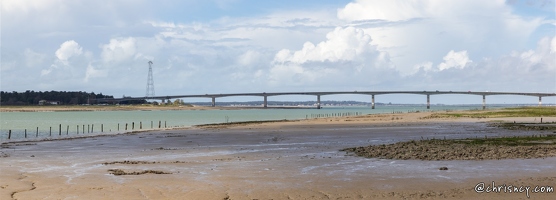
[102,91,556,101]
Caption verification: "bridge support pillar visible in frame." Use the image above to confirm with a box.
[371,95,375,109]
[211,97,215,107]
[316,95,321,109]
[482,95,486,110]
[264,95,267,108]
[539,96,542,107]
[426,95,430,109]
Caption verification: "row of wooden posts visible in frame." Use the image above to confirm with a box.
[307,109,438,119]
[6,121,167,140]
[308,112,362,119]
[306,109,437,119]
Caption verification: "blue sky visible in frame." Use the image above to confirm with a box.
[1,0,555,104]
[154,0,353,21]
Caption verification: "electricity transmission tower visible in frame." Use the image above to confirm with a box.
[145,61,155,98]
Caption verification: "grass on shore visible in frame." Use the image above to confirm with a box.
[490,123,556,131]
[451,134,556,146]
[426,107,556,119]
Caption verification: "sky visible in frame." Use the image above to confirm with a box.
[1,0,555,104]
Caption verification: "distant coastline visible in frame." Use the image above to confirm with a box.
[0,103,551,112]
[0,105,227,112]
[0,104,335,112]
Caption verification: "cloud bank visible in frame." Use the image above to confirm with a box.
[1,0,554,103]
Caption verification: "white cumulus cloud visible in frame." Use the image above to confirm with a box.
[337,0,546,76]
[42,40,84,77]
[437,50,471,71]
[267,26,397,88]
[55,40,83,64]
[273,27,378,64]
[407,36,555,92]
[516,36,556,71]
[100,37,137,63]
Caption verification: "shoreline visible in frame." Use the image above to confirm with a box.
[0,105,243,112]
[0,105,361,112]
[0,104,538,112]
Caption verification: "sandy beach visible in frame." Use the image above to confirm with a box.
[1,110,556,199]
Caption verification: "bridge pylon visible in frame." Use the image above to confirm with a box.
[316,95,321,109]
[146,61,155,98]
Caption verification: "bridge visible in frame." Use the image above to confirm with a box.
[97,91,556,109]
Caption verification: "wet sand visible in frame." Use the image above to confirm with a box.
[1,112,556,199]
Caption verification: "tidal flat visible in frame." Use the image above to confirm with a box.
[1,108,555,199]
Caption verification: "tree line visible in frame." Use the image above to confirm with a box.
[0,91,114,105]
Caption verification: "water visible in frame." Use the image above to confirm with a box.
[0,105,497,141]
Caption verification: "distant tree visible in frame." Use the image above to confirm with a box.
[0,91,115,105]
[173,99,183,105]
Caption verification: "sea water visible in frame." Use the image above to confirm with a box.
[0,105,498,141]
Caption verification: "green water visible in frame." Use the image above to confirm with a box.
[0,105,493,141]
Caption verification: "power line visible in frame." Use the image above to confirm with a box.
[146,61,155,98]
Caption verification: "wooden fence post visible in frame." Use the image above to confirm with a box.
[25,129,27,138]
[59,124,62,136]
[8,130,11,139]
[50,127,52,136]
[36,127,39,137]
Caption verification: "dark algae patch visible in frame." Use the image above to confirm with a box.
[103,161,159,165]
[108,169,172,176]
[342,135,556,160]
[194,119,297,128]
